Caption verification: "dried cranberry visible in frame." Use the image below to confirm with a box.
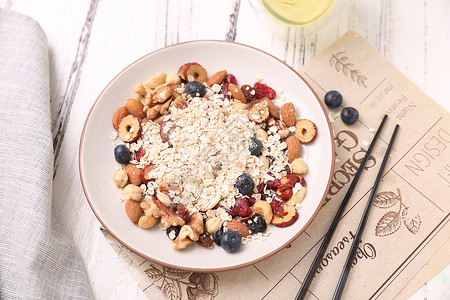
[220,74,238,98]
[230,196,252,217]
[240,84,256,102]
[254,82,276,99]
[257,182,265,194]
[196,232,214,248]
[135,148,146,161]
[244,195,256,206]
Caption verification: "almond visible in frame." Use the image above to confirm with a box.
[125,163,142,185]
[112,106,129,130]
[206,70,227,86]
[224,219,250,237]
[285,135,301,163]
[125,200,142,224]
[228,83,247,103]
[125,98,145,119]
[281,102,296,127]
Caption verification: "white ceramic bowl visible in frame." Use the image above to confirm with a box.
[79,41,334,272]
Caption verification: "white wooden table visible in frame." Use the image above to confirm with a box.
[2,0,449,299]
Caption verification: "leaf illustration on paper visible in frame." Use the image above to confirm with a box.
[144,264,163,282]
[375,211,401,237]
[162,281,181,300]
[329,51,368,88]
[402,207,409,217]
[164,267,191,280]
[403,214,421,234]
[373,191,400,208]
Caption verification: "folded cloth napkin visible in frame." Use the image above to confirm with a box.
[0,10,92,299]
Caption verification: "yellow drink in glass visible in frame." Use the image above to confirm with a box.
[262,0,336,25]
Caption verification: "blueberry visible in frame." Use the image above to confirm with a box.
[234,173,255,195]
[220,230,241,253]
[186,81,206,97]
[166,226,181,240]
[341,107,359,125]
[212,228,223,246]
[114,144,131,164]
[247,215,267,233]
[324,90,343,108]
[248,137,263,156]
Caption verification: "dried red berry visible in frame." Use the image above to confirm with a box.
[254,82,276,99]
[196,232,214,248]
[240,84,256,102]
[270,197,285,217]
[244,195,256,206]
[140,163,155,184]
[175,101,188,109]
[220,74,237,98]
[266,179,282,190]
[230,196,252,217]
[176,203,190,223]
[135,148,146,161]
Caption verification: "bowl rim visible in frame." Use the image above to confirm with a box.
[79,40,335,272]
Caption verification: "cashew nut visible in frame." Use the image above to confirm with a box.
[138,214,158,229]
[252,200,273,224]
[287,186,306,205]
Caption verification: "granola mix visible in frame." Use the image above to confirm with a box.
[111,63,317,252]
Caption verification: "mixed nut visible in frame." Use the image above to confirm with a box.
[111,62,317,253]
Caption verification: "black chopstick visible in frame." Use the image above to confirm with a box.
[332,124,399,300]
[295,115,388,300]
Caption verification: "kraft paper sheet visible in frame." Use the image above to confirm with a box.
[102,31,450,300]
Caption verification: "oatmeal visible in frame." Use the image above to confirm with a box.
[111,63,317,253]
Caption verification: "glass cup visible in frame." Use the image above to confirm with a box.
[249,0,349,36]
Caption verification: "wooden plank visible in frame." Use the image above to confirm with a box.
[3,0,97,170]
[50,1,242,299]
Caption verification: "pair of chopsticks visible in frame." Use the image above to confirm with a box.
[295,115,399,300]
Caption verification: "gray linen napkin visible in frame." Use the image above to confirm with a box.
[0,10,92,299]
